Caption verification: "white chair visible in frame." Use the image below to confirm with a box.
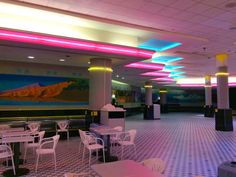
[118,129,137,159]
[56,120,69,140]
[80,130,105,167]
[27,122,40,133]
[141,158,166,174]
[78,129,96,153]
[0,144,16,175]
[35,135,60,172]
[110,126,123,152]
[23,131,45,163]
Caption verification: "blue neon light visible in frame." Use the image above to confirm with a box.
[139,39,182,52]
[170,71,186,76]
[171,75,186,79]
[152,56,183,63]
[164,65,184,71]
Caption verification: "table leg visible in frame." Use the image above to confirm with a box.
[99,135,118,162]
[2,142,30,177]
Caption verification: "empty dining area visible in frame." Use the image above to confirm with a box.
[0,113,236,177]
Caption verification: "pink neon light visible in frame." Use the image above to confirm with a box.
[179,83,236,87]
[0,29,155,58]
[151,77,175,81]
[125,62,164,70]
[140,71,170,77]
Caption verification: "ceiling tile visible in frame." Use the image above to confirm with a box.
[168,0,197,10]
[140,2,166,14]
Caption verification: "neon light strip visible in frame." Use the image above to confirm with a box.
[125,62,164,70]
[144,85,153,88]
[112,80,128,85]
[151,77,175,81]
[140,71,170,77]
[160,90,167,93]
[215,72,229,76]
[0,29,155,58]
[88,67,113,72]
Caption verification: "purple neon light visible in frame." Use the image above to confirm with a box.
[0,29,155,58]
[125,62,164,70]
[140,71,170,77]
[151,77,175,81]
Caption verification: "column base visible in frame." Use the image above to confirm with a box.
[161,104,168,113]
[143,105,154,120]
[204,105,214,117]
[215,109,233,131]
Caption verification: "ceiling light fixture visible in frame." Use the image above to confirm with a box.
[59,58,65,62]
[27,56,35,59]
[0,29,155,59]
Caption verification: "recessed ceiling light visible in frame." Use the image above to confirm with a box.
[116,75,119,78]
[59,59,65,62]
[122,77,125,80]
[88,61,91,64]
[28,56,35,59]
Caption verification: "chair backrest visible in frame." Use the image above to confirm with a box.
[38,131,45,144]
[128,129,137,143]
[57,121,69,130]
[28,122,40,132]
[141,158,166,174]
[113,126,123,131]
[52,135,60,150]
[0,124,10,131]
[0,145,13,159]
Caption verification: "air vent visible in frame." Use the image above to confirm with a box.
[225,2,236,8]
[229,26,236,30]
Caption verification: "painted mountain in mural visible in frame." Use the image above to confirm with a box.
[0,81,73,98]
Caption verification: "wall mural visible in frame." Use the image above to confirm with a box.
[0,74,89,106]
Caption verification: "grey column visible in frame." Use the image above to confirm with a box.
[160,89,167,105]
[205,75,212,106]
[89,58,112,110]
[145,81,152,106]
[216,54,229,109]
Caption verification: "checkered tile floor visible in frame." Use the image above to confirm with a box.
[1,113,236,177]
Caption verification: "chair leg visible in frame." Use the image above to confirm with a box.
[23,146,27,163]
[11,156,16,175]
[82,146,85,164]
[54,152,57,171]
[121,145,124,160]
[133,145,137,159]
[35,153,39,172]
[67,131,69,141]
[103,148,105,163]
[89,150,91,167]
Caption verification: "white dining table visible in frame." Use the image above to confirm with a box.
[1,130,34,177]
[91,160,165,177]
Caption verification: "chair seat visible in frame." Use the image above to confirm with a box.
[36,148,54,155]
[87,144,104,151]
[0,152,13,158]
[118,141,134,146]
[26,142,40,148]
